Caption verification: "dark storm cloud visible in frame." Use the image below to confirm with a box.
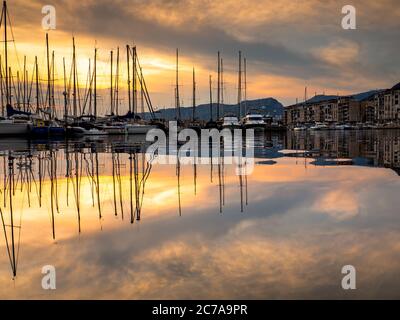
[64,0,329,79]
[8,0,400,101]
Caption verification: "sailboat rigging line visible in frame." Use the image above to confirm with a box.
[4,4,23,73]
[27,62,36,109]
[135,51,156,119]
[81,60,94,116]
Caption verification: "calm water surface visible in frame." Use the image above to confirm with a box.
[0,130,399,299]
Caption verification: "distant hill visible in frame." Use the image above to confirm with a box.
[148,98,284,120]
[303,90,383,105]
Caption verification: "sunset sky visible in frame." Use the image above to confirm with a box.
[3,0,400,114]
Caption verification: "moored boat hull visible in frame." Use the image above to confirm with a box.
[222,124,242,130]
[0,121,30,136]
[125,124,156,135]
[244,124,265,131]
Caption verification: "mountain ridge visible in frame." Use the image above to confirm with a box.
[150,97,284,120]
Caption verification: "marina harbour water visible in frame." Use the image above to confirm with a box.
[0,130,399,299]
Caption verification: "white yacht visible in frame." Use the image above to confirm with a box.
[242,114,265,131]
[222,115,241,129]
[335,124,353,130]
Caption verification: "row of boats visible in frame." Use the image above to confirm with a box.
[0,110,270,137]
[0,113,160,137]
[0,1,280,139]
[221,113,267,130]
[292,122,382,131]
[0,1,163,138]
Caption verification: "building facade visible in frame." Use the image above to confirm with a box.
[284,82,400,127]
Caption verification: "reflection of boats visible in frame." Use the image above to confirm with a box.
[1,155,20,278]
[310,158,354,166]
[293,125,307,131]
[85,128,108,136]
[0,138,30,152]
[125,123,156,134]
[334,124,353,130]
[310,122,329,130]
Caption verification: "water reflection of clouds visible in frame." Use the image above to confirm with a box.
[3,215,400,299]
[1,156,400,299]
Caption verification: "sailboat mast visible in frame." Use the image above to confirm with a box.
[140,74,144,115]
[23,56,26,111]
[176,48,180,120]
[217,51,220,120]
[126,45,131,113]
[94,48,97,118]
[132,46,138,115]
[237,51,242,119]
[46,33,51,113]
[4,1,10,106]
[0,56,3,116]
[72,37,77,118]
[63,57,68,121]
[209,75,213,122]
[52,50,55,118]
[115,47,119,116]
[110,50,113,115]
[192,67,196,121]
[88,59,92,116]
[244,57,247,116]
[132,46,137,117]
[16,71,20,109]
[221,58,224,116]
[35,56,39,113]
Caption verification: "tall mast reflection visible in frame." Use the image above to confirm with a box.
[0,154,20,279]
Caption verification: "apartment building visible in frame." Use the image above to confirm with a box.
[284,82,400,126]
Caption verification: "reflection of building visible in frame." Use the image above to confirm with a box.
[376,83,400,123]
[285,131,400,174]
[284,82,400,126]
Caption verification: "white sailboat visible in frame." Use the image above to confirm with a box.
[0,1,30,136]
[0,116,30,135]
